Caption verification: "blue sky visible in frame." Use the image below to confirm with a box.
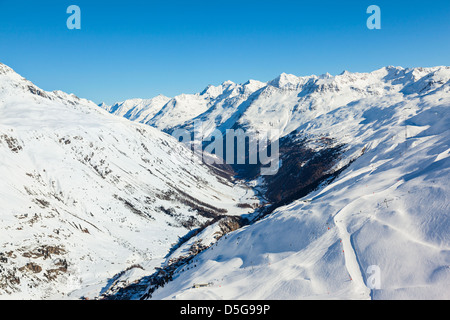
[0,0,449,104]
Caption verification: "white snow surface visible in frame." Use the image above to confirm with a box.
[0,63,258,299]
[1,62,449,300]
[147,66,450,300]
[99,95,171,124]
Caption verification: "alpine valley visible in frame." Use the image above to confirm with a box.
[1,62,449,300]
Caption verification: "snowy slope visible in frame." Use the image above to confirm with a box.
[104,80,266,134]
[173,79,267,138]
[99,95,171,123]
[143,80,260,132]
[213,67,450,142]
[0,63,259,299]
[147,67,450,300]
[2,62,449,300]
[106,66,450,146]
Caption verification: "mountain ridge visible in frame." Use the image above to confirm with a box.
[1,62,449,300]
[0,62,259,299]
[101,65,450,140]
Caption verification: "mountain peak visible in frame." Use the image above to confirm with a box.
[0,62,26,82]
[0,62,14,75]
[221,80,235,86]
[319,72,333,79]
[155,93,170,100]
[200,81,236,98]
[268,72,301,88]
[98,102,109,108]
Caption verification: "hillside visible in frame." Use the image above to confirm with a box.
[1,62,449,300]
[0,63,258,299]
[145,66,450,300]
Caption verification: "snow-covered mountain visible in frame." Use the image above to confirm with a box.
[141,66,450,300]
[103,79,267,133]
[1,61,449,300]
[0,63,258,299]
[104,66,450,142]
[182,67,450,141]
[99,95,171,124]
[97,65,450,300]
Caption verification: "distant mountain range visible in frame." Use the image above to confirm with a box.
[1,62,449,299]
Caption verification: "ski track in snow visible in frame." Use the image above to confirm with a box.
[333,201,371,298]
